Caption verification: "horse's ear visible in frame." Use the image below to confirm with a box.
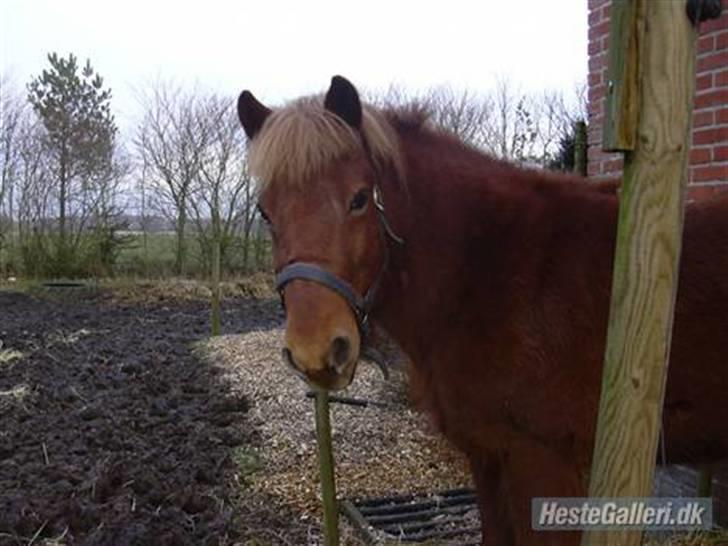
[324,75,362,130]
[237,90,272,140]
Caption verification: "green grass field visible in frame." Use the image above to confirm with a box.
[112,231,271,279]
[0,230,271,280]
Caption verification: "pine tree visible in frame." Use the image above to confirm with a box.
[27,53,117,275]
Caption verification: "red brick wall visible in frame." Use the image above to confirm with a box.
[587,0,728,201]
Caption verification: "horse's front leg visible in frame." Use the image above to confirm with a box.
[504,438,586,546]
[470,453,516,546]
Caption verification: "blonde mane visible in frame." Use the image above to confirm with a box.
[247,97,403,189]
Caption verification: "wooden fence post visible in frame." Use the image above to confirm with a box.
[582,1,698,545]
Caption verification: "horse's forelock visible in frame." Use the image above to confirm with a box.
[248,98,403,190]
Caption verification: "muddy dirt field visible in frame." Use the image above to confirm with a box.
[0,287,315,545]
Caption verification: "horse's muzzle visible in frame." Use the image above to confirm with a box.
[281,340,358,391]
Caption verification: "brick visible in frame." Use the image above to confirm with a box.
[588,150,603,164]
[693,110,714,127]
[588,71,602,87]
[587,105,602,119]
[595,154,619,167]
[587,125,603,143]
[688,185,718,202]
[588,53,607,73]
[716,69,728,87]
[714,146,728,162]
[717,31,728,52]
[589,19,611,42]
[717,108,728,124]
[588,0,610,11]
[701,15,728,34]
[716,184,728,197]
[588,97,604,113]
[589,39,603,56]
[601,34,610,52]
[588,8,602,26]
[697,51,728,73]
[601,3,610,20]
[589,83,606,102]
[698,35,715,54]
[604,157,623,174]
[591,175,621,186]
[694,89,728,110]
[692,164,728,182]
[696,73,713,91]
[690,147,712,165]
[694,126,728,145]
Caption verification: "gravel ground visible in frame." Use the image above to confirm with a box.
[203,329,472,516]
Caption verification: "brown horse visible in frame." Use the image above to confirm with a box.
[236,76,728,545]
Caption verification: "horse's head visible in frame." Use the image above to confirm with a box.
[237,76,402,391]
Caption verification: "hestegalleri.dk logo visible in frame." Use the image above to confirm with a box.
[532,497,712,531]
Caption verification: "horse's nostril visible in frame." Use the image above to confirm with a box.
[282,348,306,380]
[329,336,351,372]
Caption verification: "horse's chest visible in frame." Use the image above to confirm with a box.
[417,348,588,459]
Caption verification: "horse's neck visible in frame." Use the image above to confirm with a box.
[373,129,617,365]
[374,132,522,362]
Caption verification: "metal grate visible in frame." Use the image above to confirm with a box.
[341,487,481,545]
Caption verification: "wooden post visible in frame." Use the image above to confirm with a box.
[573,120,588,177]
[582,2,697,545]
[314,390,340,546]
[210,239,221,337]
[602,0,642,152]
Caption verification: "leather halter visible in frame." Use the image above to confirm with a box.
[274,156,403,339]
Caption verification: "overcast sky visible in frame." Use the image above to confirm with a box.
[2,0,588,134]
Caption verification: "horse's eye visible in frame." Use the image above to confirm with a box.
[257,204,271,224]
[349,190,369,213]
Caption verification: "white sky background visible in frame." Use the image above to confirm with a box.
[2,0,587,136]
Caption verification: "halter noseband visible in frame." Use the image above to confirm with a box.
[274,176,403,338]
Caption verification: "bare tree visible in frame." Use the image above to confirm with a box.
[187,94,254,271]
[369,84,492,149]
[534,84,589,168]
[134,82,206,276]
[373,82,547,162]
[0,79,58,276]
[15,118,54,276]
[415,80,588,167]
[422,86,493,148]
[0,75,27,274]
[476,78,537,162]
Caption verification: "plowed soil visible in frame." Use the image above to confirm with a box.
[0,287,310,545]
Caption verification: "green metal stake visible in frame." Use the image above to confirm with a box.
[697,464,713,498]
[573,120,588,177]
[210,239,221,337]
[314,389,340,546]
